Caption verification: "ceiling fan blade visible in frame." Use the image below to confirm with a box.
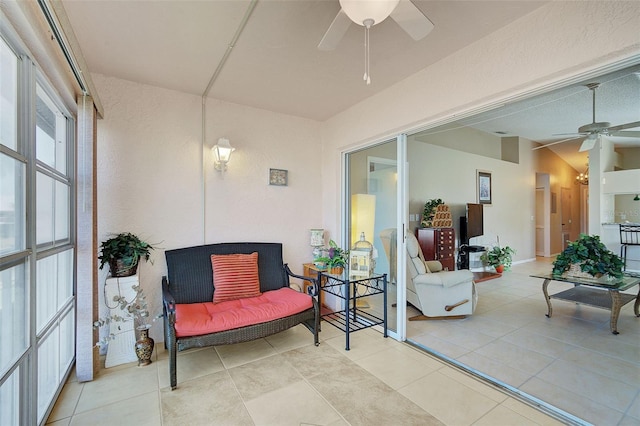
[611,130,640,138]
[531,137,579,151]
[318,9,352,51]
[579,135,598,152]
[606,120,640,133]
[390,0,434,41]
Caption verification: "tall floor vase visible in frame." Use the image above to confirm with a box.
[135,325,154,366]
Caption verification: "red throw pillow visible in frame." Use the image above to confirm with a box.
[211,252,261,303]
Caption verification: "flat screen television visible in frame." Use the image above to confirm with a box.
[459,203,483,245]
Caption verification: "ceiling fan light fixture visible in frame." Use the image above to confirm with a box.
[579,133,599,152]
[339,0,400,26]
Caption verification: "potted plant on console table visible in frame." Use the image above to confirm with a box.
[98,232,154,277]
[481,245,515,274]
[314,239,348,274]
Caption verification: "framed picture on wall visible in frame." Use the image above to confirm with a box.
[269,168,288,186]
[477,170,492,205]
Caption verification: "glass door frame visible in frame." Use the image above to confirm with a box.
[341,134,408,342]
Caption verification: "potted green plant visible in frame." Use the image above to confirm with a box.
[314,240,348,273]
[481,245,515,273]
[552,234,623,279]
[421,198,444,228]
[99,232,154,277]
[94,284,158,365]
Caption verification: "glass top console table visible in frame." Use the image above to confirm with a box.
[531,273,640,334]
[317,269,387,350]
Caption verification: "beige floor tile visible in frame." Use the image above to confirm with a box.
[323,327,395,360]
[579,332,640,364]
[520,377,625,425]
[264,324,317,352]
[398,370,498,425]
[47,380,83,422]
[74,363,159,414]
[626,392,640,420]
[228,353,303,401]
[214,338,277,369]
[457,351,532,388]
[156,346,224,389]
[500,398,566,426]
[560,346,640,387]
[160,371,252,426]
[473,404,539,426]
[245,380,342,426]
[411,334,470,359]
[500,328,578,358]
[536,359,636,412]
[45,419,70,426]
[70,391,160,426]
[340,391,444,426]
[355,346,439,389]
[473,340,554,376]
[437,366,508,404]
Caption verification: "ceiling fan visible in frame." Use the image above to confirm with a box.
[318,0,434,84]
[533,82,640,152]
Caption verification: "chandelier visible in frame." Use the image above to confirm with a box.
[575,165,588,185]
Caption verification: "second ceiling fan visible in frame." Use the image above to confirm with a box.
[533,82,640,152]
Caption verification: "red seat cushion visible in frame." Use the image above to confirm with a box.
[174,287,313,338]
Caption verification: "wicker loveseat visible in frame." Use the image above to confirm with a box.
[161,242,319,390]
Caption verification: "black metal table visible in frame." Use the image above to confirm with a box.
[318,270,387,350]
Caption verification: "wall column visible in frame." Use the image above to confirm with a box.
[76,94,99,381]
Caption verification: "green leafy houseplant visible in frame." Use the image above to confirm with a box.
[481,246,515,271]
[314,240,348,269]
[421,198,444,228]
[99,232,154,277]
[552,234,623,278]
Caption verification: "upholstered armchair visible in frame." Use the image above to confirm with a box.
[380,229,477,320]
[407,232,476,319]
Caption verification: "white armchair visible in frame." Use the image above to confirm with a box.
[406,232,476,319]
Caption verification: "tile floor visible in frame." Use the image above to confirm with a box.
[406,258,640,426]
[47,318,564,425]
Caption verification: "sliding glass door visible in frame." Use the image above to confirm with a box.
[345,136,407,339]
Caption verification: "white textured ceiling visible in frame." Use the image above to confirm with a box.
[61,0,640,171]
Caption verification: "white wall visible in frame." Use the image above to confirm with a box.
[407,141,536,262]
[320,1,640,241]
[94,74,322,342]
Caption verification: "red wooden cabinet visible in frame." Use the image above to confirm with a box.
[416,227,456,271]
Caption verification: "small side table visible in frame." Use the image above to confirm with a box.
[302,263,327,308]
[319,270,387,350]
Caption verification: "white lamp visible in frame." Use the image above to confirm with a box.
[212,138,235,173]
[339,0,400,85]
[339,0,399,26]
[310,228,324,259]
[351,193,376,247]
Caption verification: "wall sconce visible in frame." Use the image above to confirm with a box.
[212,138,235,173]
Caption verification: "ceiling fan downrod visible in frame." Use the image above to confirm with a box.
[578,82,611,133]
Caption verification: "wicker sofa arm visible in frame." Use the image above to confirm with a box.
[161,276,176,319]
[284,263,318,296]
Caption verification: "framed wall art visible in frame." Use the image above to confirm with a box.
[269,168,288,186]
[477,170,492,205]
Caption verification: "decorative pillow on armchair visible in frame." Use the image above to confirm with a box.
[211,252,262,303]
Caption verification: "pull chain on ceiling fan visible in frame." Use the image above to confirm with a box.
[318,0,434,84]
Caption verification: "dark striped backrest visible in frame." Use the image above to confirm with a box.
[165,242,287,304]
